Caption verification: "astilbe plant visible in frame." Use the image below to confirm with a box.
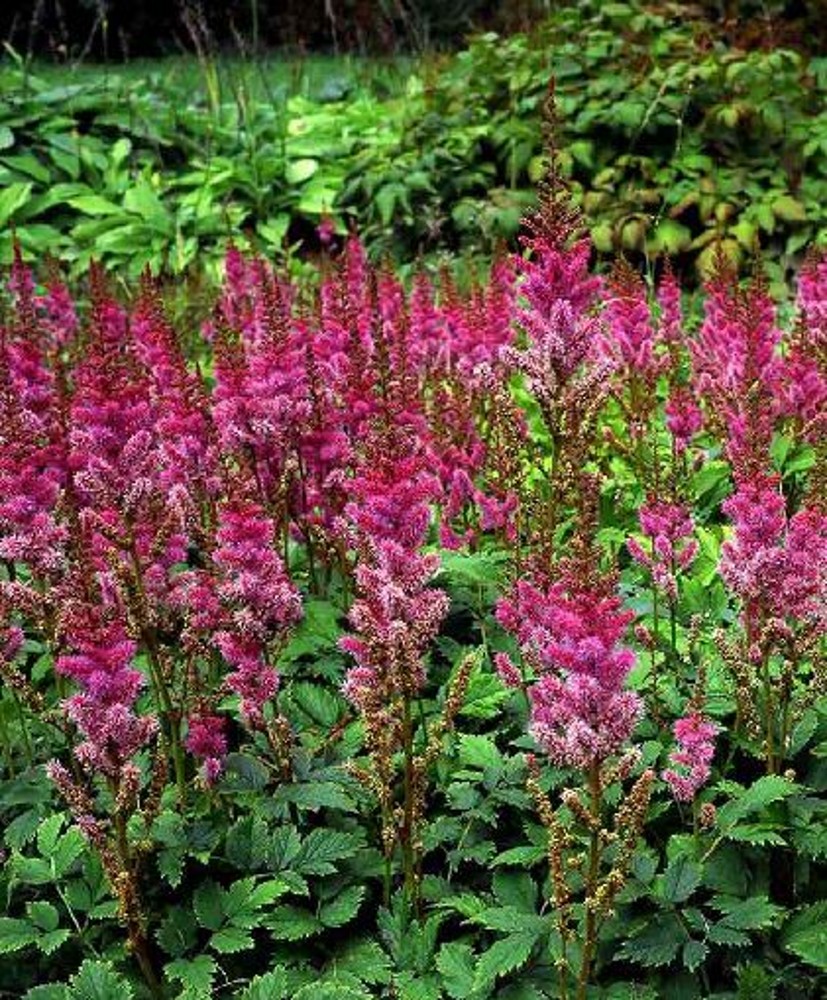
[693,258,827,771]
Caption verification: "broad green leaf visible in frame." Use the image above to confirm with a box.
[165,955,216,997]
[286,158,319,184]
[210,926,254,953]
[659,856,702,904]
[436,941,475,999]
[0,180,33,226]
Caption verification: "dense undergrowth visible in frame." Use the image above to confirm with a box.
[1,0,826,280]
[0,104,826,998]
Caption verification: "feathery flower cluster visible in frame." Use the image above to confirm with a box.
[663,713,718,802]
[497,574,642,768]
[628,501,698,600]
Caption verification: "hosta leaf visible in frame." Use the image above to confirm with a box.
[0,181,33,227]
[285,158,319,184]
[70,960,133,1000]
[473,932,538,990]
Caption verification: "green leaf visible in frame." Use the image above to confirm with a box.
[621,915,684,967]
[23,986,70,1000]
[782,902,827,970]
[39,929,71,955]
[334,938,392,985]
[238,969,290,1000]
[296,829,362,875]
[70,960,134,1000]
[193,881,225,932]
[66,195,123,216]
[0,125,14,149]
[458,734,503,774]
[320,885,365,928]
[27,901,59,932]
[716,775,801,830]
[459,655,509,721]
[290,682,345,729]
[0,917,37,954]
[286,158,319,184]
[210,926,254,953]
[436,941,476,999]
[165,955,216,997]
[155,907,198,957]
[492,845,546,867]
[0,181,33,227]
[274,780,356,813]
[711,895,783,930]
[660,856,702,904]
[267,904,321,941]
[473,931,538,990]
[492,870,537,912]
[36,813,64,857]
[53,828,86,877]
[682,940,707,972]
[771,195,807,223]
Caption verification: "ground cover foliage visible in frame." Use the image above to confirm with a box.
[1,90,827,998]
[1,0,827,280]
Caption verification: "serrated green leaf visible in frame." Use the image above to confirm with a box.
[725,823,786,846]
[436,941,476,999]
[320,885,365,928]
[296,828,362,875]
[492,870,537,912]
[473,931,538,990]
[22,986,70,1000]
[210,925,254,953]
[267,904,321,940]
[39,928,71,955]
[492,844,546,867]
[334,938,392,985]
[0,917,37,954]
[458,734,503,774]
[268,825,303,871]
[238,969,290,1000]
[782,902,827,970]
[70,960,134,1000]
[193,881,225,931]
[165,955,216,997]
[660,856,702,904]
[682,939,707,972]
[712,895,783,930]
[622,915,683,967]
[716,775,801,830]
[155,907,198,957]
[274,780,356,813]
[53,828,86,877]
